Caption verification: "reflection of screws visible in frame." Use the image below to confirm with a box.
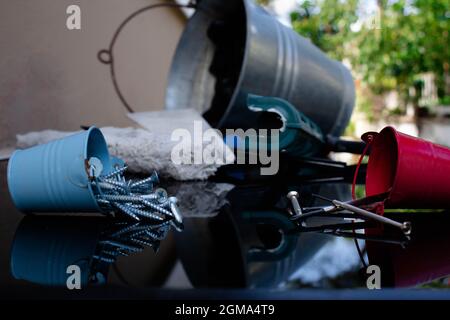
[145,229,166,240]
[131,238,154,247]
[96,198,110,205]
[94,181,122,191]
[141,194,159,200]
[99,239,142,253]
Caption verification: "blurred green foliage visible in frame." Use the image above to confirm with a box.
[255,0,271,6]
[288,0,449,109]
[440,95,450,105]
[290,0,359,61]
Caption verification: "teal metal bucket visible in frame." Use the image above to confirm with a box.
[7,127,112,213]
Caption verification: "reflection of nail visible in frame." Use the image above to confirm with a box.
[93,255,115,264]
[127,205,164,221]
[130,171,159,189]
[99,240,142,253]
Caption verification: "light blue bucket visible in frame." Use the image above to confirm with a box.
[7,127,112,213]
[10,216,102,287]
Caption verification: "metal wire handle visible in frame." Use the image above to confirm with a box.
[98,1,197,113]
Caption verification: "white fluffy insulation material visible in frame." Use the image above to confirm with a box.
[16,110,235,181]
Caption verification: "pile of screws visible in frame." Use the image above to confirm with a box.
[89,160,183,232]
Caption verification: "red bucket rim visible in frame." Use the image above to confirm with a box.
[365,126,401,198]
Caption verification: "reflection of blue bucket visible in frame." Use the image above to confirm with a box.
[10,216,102,287]
[7,127,112,212]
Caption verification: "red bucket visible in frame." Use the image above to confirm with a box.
[365,126,450,208]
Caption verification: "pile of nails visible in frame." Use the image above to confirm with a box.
[90,162,183,232]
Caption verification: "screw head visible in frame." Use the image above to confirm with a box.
[88,157,103,178]
[154,188,168,203]
[287,191,299,200]
[150,171,160,184]
[402,221,412,235]
[168,196,178,204]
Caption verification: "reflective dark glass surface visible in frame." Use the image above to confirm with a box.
[1,160,450,299]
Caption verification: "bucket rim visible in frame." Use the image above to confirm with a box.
[214,0,251,128]
[6,150,22,212]
[366,126,400,199]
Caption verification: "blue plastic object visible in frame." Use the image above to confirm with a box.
[7,127,112,213]
[225,95,325,157]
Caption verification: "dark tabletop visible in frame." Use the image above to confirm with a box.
[2,159,450,300]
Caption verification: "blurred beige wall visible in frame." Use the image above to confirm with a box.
[0,0,186,148]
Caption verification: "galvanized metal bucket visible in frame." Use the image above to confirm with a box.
[166,0,355,136]
[7,127,112,213]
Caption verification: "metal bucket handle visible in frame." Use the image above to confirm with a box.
[97,1,197,113]
[351,132,378,200]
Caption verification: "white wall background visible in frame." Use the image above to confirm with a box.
[0,0,185,147]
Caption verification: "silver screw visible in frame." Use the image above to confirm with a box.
[168,197,183,231]
[141,199,173,217]
[153,188,168,204]
[102,166,128,179]
[99,239,143,253]
[131,238,154,247]
[111,221,141,237]
[112,202,141,221]
[99,194,144,203]
[126,204,165,221]
[145,229,167,240]
[130,171,159,189]
[100,178,128,190]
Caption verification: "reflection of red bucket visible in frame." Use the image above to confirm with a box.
[366,126,450,208]
[367,213,450,287]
